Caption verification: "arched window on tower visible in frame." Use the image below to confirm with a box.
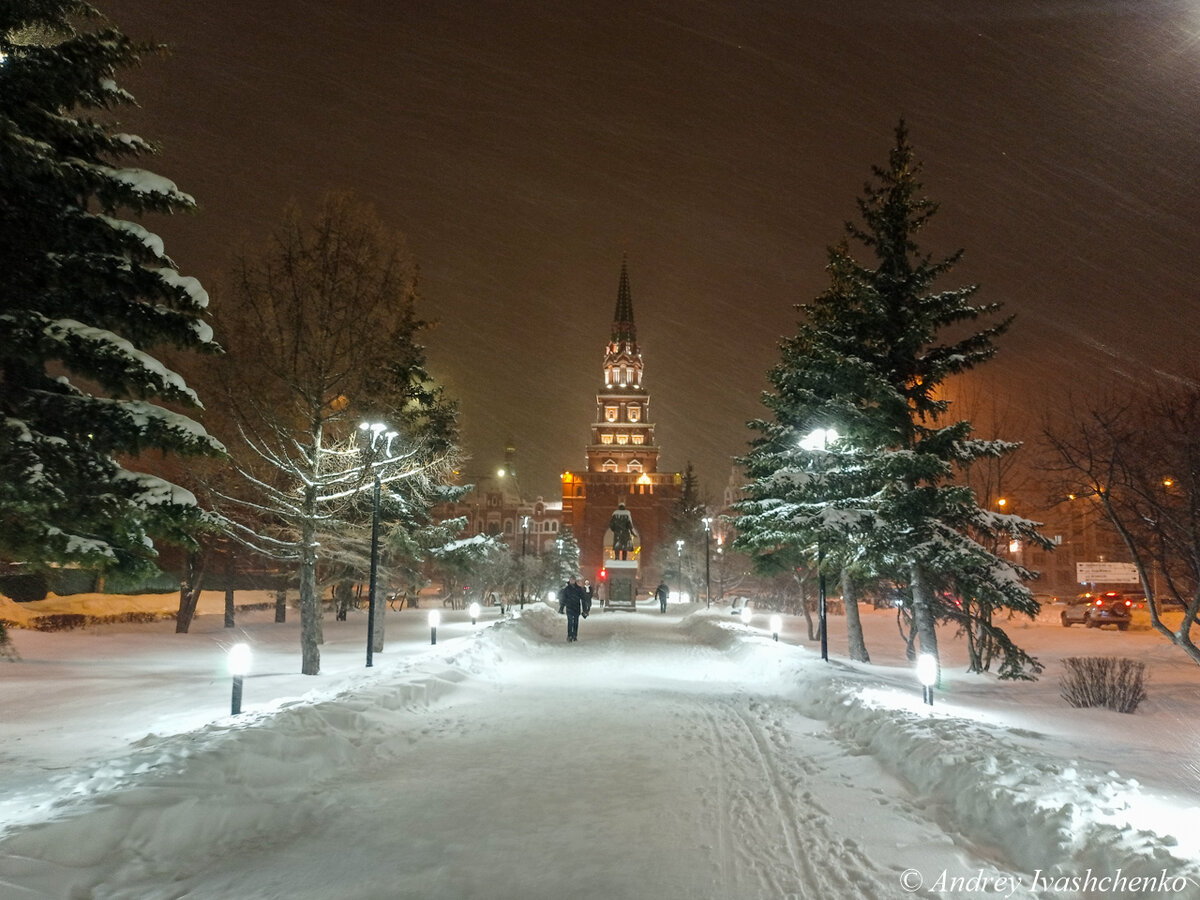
[602,459,618,472]
[628,459,643,473]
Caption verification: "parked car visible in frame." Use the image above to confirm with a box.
[1060,594,1093,627]
[1086,591,1133,629]
[1061,591,1132,630]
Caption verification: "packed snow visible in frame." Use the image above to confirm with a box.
[1,591,1198,899]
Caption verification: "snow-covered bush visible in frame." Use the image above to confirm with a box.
[0,621,15,660]
[1059,656,1147,713]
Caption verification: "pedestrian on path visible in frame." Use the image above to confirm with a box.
[561,576,587,642]
[655,581,669,613]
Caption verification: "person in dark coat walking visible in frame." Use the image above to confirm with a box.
[561,576,587,642]
[655,581,669,613]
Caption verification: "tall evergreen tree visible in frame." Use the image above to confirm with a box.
[0,2,222,576]
[737,121,1048,679]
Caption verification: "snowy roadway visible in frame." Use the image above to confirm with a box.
[2,601,1199,899]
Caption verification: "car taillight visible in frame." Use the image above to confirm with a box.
[1094,599,1104,606]
[1124,600,1132,607]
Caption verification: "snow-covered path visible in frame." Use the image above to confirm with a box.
[0,608,971,899]
[3,599,1200,900]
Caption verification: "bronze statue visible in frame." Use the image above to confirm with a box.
[609,502,637,560]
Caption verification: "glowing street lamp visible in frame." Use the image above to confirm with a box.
[228,643,251,715]
[702,517,713,609]
[468,601,481,625]
[769,614,782,642]
[520,515,529,609]
[917,653,937,706]
[361,421,397,668]
[428,609,440,645]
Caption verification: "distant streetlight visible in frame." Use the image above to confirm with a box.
[917,653,938,706]
[228,643,251,715]
[520,515,530,609]
[469,601,480,625]
[801,427,837,662]
[675,538,684,587]
[702,517,712,608]
[428,609,440,645]
[361,421,397,668]
[769,614,782,641]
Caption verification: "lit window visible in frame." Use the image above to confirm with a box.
[602,459,618,472]
[600,434,613,444]
[631,434,643,445]
[628,406,640,422]
[606,407,618,422]
[616,433,628,445]
[629,459,643,472]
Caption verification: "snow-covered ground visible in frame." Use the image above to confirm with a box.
[1,591,1198,899]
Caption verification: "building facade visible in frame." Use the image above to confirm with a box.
[561,259,681,587]
[437,442,565,558]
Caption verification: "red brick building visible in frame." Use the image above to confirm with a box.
[561,260,681,589]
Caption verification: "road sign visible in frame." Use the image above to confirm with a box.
[1076,562,1139,584]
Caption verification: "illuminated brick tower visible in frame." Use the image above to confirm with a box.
[561,259,681,592]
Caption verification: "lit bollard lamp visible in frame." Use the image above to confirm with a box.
[739,606,753,626]
[769,614,782,642]
[917,653,938,706]
[428,609,440,645]
[468,601,480,625]
[228,643,251,715]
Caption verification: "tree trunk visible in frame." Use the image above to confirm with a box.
[908,561,941,679]
[274,587,287,623]
[372,585,386,653]
[299,508,322,675]
[223,546,235,628]
[841,569,870,663]
[794,573,816,640]
[175,550,205,633]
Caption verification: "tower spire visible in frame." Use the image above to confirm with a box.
[612,255,636,345]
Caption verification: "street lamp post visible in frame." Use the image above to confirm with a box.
[366,471,381,667]
[361,421,397,668]
[520,515,529,609]
[818,545,828,662]
[800,428,838,663]
[228,643,251,715]
[702,517,712,609]
[675,539,684,594]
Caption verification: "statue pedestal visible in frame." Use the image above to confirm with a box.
[602,559,639,610]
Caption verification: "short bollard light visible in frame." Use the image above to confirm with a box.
[228,643,251,715]
[917,653,938,706]
[769,614,782,642]
[468,601,481,625]
[428,609,440,645]
[739,606,753,626]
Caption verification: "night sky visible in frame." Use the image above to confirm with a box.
[100,0,1200,501]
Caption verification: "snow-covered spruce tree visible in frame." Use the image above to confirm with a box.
[0,2,222,578]
[212,193,462,676]
[736,121,1049,679]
